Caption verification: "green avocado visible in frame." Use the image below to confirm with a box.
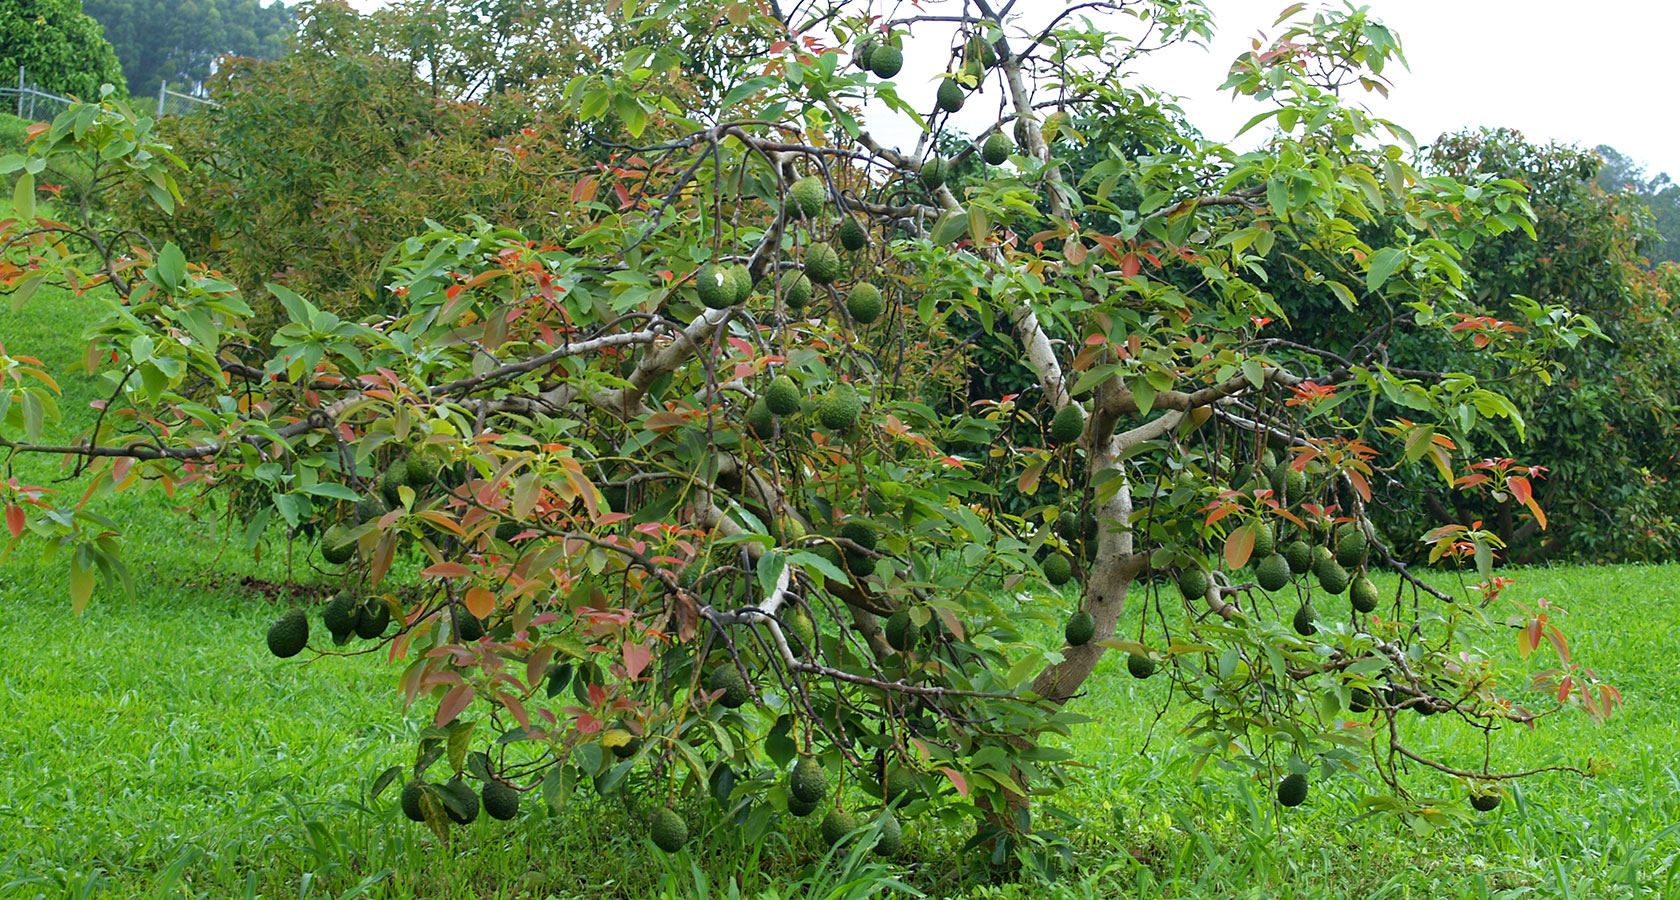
[982,131,1011,165]
[1048,404,1084,444]
[266,608,309,658]
[1064,609,1095,646]
[790,175,825,219]
[1277,772,1309,808]
[817,382,862,430]
[803,242,843,285]
[869,44,903,78]
[847,282,884,324]
[936,78,964,113]
[650,807,688,852]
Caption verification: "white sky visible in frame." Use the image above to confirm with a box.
[869,0,1678,181]
[341,0,1677,181]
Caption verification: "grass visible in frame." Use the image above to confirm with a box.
[3,286,1680,899]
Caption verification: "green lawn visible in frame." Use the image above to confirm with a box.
[2,286,1679,899]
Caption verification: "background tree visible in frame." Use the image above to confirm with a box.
[82,0,294,98]
[1,0,1618,867]
[0,0,127,100]
[1594,144,1680,267]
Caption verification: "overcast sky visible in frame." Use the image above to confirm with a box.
[866,0,1677,182]
[343,0,1676,181]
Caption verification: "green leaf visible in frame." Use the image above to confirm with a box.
[1365,247,1406,293]
[930,211,970,246]
[157,242,187,290]
[299,482,360,501]
[12,171,34,221]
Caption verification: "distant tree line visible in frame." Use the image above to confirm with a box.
[1595,145,1680,267]
[83,0,293,98]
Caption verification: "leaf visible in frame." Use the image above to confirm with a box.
[435,684,475,727]
[1223,522,1256,570]
[622,641,652,680]
[4,504,23,539]
[1365,247,1406,293]
[12,171,34,221]
[157,242,187,290]
[422,562,473,578]
[938,767,970,797]
[463,585,496,619]
[370,764,403,801]
[929,210,970,246]
[69,545,97,614]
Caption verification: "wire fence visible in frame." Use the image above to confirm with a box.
[4,67,218,123]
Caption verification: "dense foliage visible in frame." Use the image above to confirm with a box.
[1,0,1619,871]
[0,0,128,100]
[82,0,294,98]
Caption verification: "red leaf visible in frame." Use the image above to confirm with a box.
[623,641,653,680]
[1120,252,1141,278]
[4,504,23,539]
[434,684,475,727]
[1544,625,1570,664]
[422,562,474,578]
[1556,674,1573,705]
[938,767,969,797]
[496,691,531,730]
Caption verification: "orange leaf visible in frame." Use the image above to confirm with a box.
[1224,523,1256,570]
[938,767,969,797]
[1518,619,1541,659]
[464,586,496,619]
[423,562,474,578]
[4,504,22,539]
[434,683,475,727]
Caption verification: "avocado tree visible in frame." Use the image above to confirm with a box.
[0,0,1617,860]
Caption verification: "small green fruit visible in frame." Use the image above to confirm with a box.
[765,375,802,416]
[1251,521,1276,558]
[882,766,917,804]
[1470,792,1501,812]
[782,272,813,309]
[919,157,948,191]
[817,382,862,430]
[708,664,751,708]
[481,780,519,821]
[355,598,390,639]
[321,524,355,564]
[790,756,828,804]
[1336,523,1369,568]
[267,608,309,658]
[982,131,1010,165]
[838,215,867,251]
[839,519,877,552]
[804,242,843,285]
[787,794,820,817]
[455,612,485,643]
[1257,553,1291,592]
[1064,609,1095,647]
[1283,540,1313,575]
[821,807,859,846]
[874,812,903,855]
[1048,404,1084,444]
[869,45,903,78]
[746,397,776,440]
[727,264,753,303]
[1316,558,1351,595]
[1277,773,1309,808]
[400,780,428,822]
[1292,603,1316,636]
[884,608,919,652]
[790,175,826,219]
[936,78,964,113]
[1350,574,1379,613]
[1177,567,1209,602]
[1042,553,1073,586]
[1127,652,1157,679]
[323,590,360,638]
[847,282,884,324]
[442,779,479,824]
[697,262,735,308]
[651,807,688,852]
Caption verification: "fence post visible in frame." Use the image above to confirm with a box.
[157,81,167,118]
[15,66,22,118]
